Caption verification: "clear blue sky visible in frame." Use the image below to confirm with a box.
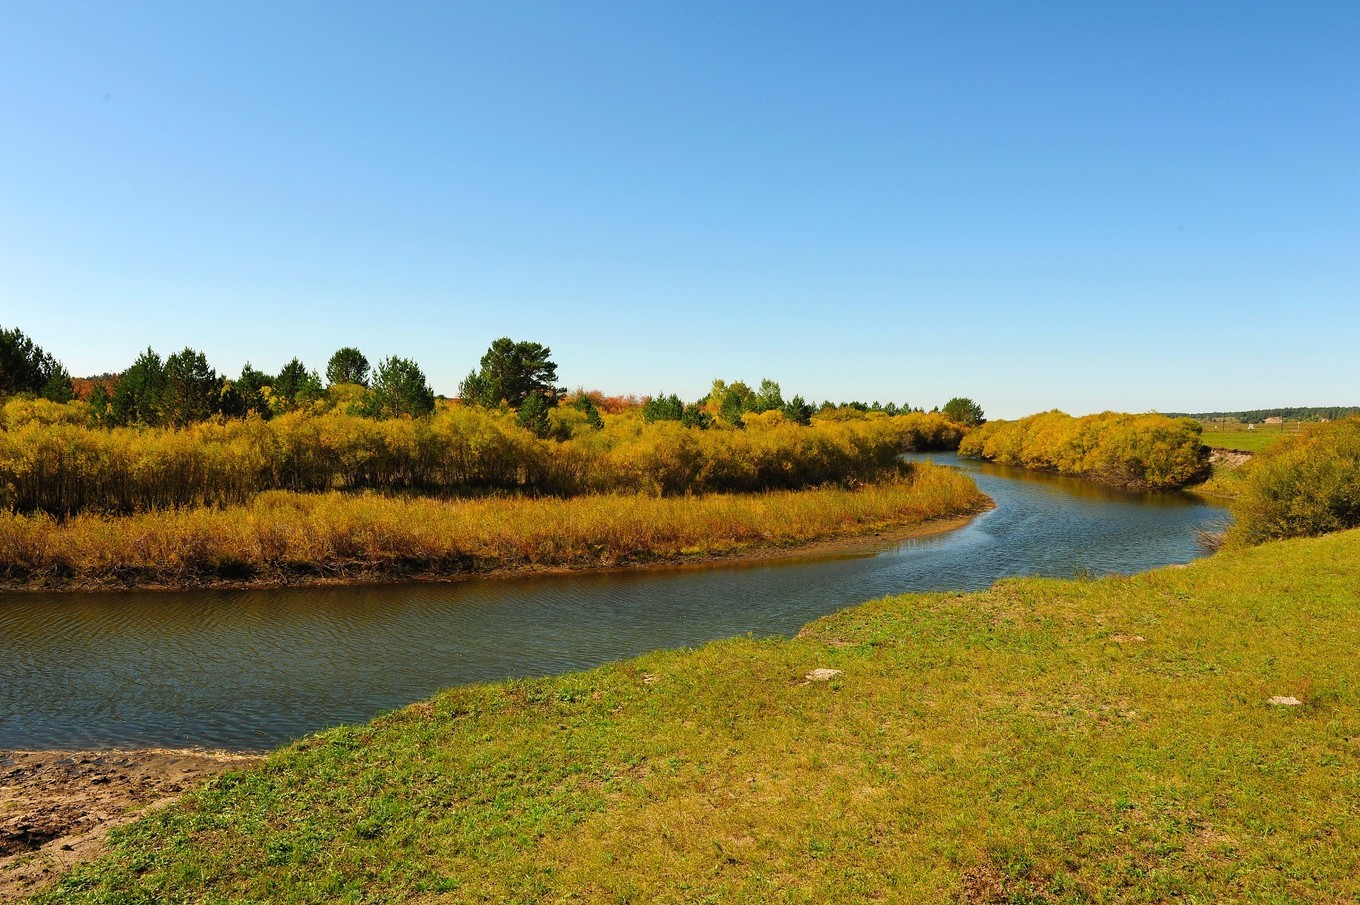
[2,2,1356,418]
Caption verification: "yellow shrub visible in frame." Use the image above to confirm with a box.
[0,407,971,514]
[1227,416,1360,545]
[959,411,1208,490]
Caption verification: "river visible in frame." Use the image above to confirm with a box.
[0,454,1227,752]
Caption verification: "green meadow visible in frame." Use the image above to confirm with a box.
[1198,428,1285,453]
[34,526,1360,903]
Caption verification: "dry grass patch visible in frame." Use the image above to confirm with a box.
[0,463,987,591]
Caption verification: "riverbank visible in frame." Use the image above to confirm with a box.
[0,749,260,902]
[25,526,1360,902]
[1186,447,1253,502]
[0,463,988,593]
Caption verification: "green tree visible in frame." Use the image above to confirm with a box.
[751,379,784,414]
[681,402,713,429]
[158,348,221,426]
[572,393,604,429]
[0,326,70,400]
[371,356,435,417]
[274,358,324,409]
[326,347,371,387]
[942,397,986,427]
[87,382,113,426]
[516,391,552,437]
[459,338,559,409]
[642,393,685,423]
[710,380,754,427]
[41,363,74,403]
[782,394,814,425]
[110,348,167,426]
[231,363,275,418]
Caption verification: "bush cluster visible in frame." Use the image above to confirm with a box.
[957,410,1209,490]
[0,400,967,515]
[1226,416,1360,546]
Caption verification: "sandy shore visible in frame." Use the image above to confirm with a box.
[0,748,261,901]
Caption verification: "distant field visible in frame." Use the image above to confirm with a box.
[1198,429,1283,452]
[1196,419,1314,452]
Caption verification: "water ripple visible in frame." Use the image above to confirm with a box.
[0,454,1226,751]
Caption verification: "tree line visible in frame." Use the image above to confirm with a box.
[642,382,984,430]
[0,325,985,437]
[91,346,437,427]
[1166,407,1360,424]
[0,326,73,402]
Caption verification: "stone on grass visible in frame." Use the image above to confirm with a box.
[806,668,843,682]
[1269,695,1303,707]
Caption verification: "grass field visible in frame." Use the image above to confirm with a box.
[1202,424,1294,451]
[29,527,1360,903]
[1198,428,1285,453]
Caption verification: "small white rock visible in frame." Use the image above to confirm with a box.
[806,668,843,682]
[1269,695,1303,707]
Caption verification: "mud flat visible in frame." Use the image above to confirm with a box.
[0,748,259,901]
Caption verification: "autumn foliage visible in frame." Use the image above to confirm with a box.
[1225,416,1360,546]
[0,398,968,516]
[957,410,1210,490]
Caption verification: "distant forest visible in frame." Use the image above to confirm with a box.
[1167,407,1360,423]
[1,325,984,434]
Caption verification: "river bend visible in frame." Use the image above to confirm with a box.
[0,454,1227,751]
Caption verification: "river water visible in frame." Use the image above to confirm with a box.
[0,454,1227,752]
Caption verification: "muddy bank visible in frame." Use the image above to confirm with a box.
[0,748,260,901]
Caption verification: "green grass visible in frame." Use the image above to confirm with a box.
[1199,429,1285,453]
[31,530,1360,903]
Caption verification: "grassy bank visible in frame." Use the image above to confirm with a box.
[0,462,987,591]
[29,527,1360,902]
[1190,460,1250,501]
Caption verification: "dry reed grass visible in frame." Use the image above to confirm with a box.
[0,462,987,590]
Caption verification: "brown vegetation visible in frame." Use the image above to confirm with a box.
[0,462,988,591]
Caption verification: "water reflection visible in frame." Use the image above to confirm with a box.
[0,454,1227,751]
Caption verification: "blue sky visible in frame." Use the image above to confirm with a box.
[2,2,1356,418]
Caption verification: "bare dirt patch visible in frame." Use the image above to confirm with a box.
[0,748,259,901]
[1209,447,1253,469]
